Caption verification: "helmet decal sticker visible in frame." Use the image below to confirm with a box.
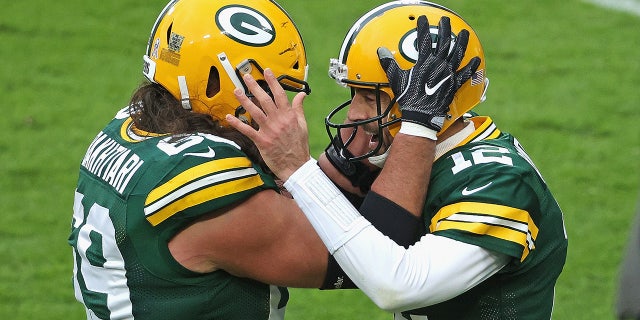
[158,32,184,67]
[216,5,275,47]
[150,38,160,59]
[160,44,181,66]
[471,69,484,86]
[168,32,185,53]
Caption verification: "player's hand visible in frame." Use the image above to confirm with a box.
[226,69,310,181]
[377,15,481,137]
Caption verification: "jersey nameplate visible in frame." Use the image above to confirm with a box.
[81,131,144,194]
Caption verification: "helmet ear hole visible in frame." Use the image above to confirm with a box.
[206,67,220,98]
[166,23,173,42]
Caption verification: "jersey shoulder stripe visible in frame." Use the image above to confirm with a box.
[146,157,252,205]
[144,157,264,226]
[430,201,539,261]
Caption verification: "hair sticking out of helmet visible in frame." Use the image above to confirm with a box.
[143,0,311,126]
[325,0,488,162]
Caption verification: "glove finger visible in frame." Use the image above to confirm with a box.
[455,56,481,88]
[415,15,433,57]
[448,29,469,69]
[377,47,401,82]
[435,16,452,60]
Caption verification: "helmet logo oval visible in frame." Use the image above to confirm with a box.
[216,5,275,47]
[398,27,455,63]
[399,30,420,63]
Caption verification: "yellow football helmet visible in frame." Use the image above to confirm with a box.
[327,0,488,156]
[143,0,310,125]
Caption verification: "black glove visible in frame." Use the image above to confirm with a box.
[377,15,481,133]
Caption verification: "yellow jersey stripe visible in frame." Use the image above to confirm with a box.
[145,167,258,215]
[146,157,252,205]
[444,213,530,233]
[430,202,539,261]
[146,173,264,226]
[457,117,501,146]
[436,220,534,261]
[435,219,526,246]
[431,202,532,227]
[486,128,502,140]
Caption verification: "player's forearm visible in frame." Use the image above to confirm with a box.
[332,232,509,312]
[318,152,365,196]
[284,160,370,253]
[371,132,435,217]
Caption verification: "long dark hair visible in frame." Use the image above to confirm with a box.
[127,82,268,173]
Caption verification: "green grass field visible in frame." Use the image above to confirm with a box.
[1,0,638,319]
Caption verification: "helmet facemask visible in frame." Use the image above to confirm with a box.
[326,61,401,161]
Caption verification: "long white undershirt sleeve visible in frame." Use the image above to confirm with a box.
[284,159,510,312]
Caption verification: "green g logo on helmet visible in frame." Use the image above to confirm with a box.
[216,5,275,47]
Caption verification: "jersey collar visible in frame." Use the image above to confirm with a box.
[120,117,167,143]
[434,116,501,160]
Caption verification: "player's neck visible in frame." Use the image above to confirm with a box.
[437,119,466,143]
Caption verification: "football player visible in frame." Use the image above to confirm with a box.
[229,1,569,319]
[68,0,444,319]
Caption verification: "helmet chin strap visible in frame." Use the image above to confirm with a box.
[217,52,251,121]
[177,76,192,110]
[217,52,245,95]
[480,77,489,103]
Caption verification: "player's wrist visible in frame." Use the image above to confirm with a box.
[399,121,438,140]
[284,158,318,185]
[400,107,444,128]
[277,157,315,182]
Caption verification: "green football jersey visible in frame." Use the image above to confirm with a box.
[68,108,286,320]
[401,116,568,320]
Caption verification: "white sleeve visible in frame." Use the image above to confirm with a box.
[284,159,510,312]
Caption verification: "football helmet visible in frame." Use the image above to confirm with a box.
[143,0,310,125]
[326,0,488,160]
